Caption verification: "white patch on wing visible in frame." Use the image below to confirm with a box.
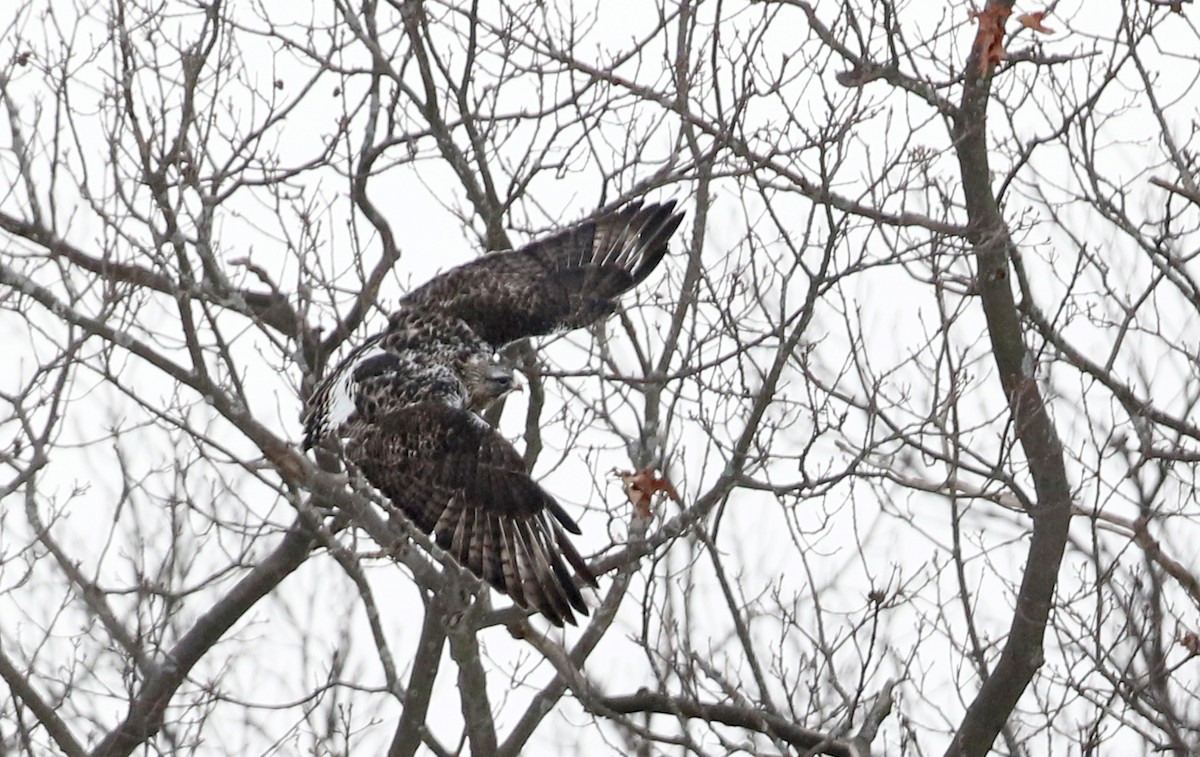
[327,342,389,429]
[326,366,359,429]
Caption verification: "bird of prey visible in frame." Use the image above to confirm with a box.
[303,201,684,625]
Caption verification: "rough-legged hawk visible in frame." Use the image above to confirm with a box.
[303,201,684,625]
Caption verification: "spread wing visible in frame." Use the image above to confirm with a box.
[303,201,684,447]
[345,401,599,626]
[400,201,685,346]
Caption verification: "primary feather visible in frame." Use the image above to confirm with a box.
[345,402,598,626]
[399,200,684,345]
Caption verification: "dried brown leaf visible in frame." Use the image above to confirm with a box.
[970,5,1012,76]
[1017,11,1055,34]
[1180,631,1200,656]
[613,467,680,519]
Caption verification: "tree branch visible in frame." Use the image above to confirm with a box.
[598,685,894,756]
[946,1,1074,753]
[89,518,316,757]
[0,648,87,757]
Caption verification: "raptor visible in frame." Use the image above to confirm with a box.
[303,201,684,625]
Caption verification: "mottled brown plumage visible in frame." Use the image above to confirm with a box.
[401,201,684,346]
[302,200,685,625]
[346,402,598,625]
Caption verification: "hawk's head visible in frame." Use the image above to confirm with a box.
[463,352,520,412]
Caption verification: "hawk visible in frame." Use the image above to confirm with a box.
[303,201,684,625]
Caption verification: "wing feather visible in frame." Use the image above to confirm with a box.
[302,337,465,451]
[498,517,527,607]
[346,401,595,626]
[301,335,383,450]
[399,201,685,346]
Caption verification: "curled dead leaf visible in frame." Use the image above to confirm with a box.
[613,467,680,519]
[1017,11,1055,34]
[1180,631,1200,656]
[969,4,1012,76]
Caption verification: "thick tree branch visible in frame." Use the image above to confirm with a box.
[447,616,497,756]
[89,518,316,757]
[598,683,895,757]
[0,212,298,338]
[0,649,87,757]
[946,1,1074,754]
[388,601,449,757]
